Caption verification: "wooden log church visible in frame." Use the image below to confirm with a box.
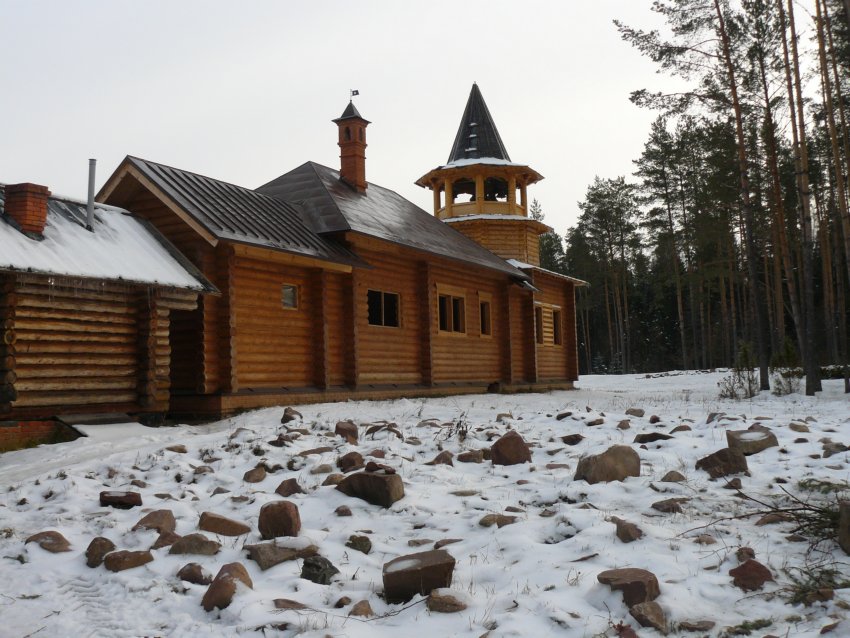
[2,85,586,426]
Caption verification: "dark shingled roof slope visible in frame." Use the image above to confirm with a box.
[257,162,527,279]
[124,156,362,267]
[447,84,511,163]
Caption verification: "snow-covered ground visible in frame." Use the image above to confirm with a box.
[1,371,849,637]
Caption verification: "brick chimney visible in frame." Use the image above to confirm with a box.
[4,183,51,235]
[333,101,370,192]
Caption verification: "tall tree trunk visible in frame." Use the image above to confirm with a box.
[661,172,690,370]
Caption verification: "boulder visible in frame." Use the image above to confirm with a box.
[275,478,304,497]
[337,451,365,473]
[597,568,660,606]
[425,450,454,466]
[726,429,778,456]
[99,491,142,509]
[574,445,640,484]
[300,555,339,585]
[258,501,301,539]
[245,542,318,571]
[457,449,484,463]
[243,466,267,483]
[490,430,531,466]
[336,470,404,507]
[630,600,666,632]
[610,517,643,543]
[85,537,115,567]
[383,549,456,604]
[348,600,373,617]
[695,448,748,479]
[198,512,250,536]
[427,589,468,612]
[280,407,302,424]
[625,408,645,418]
[104,549,154,572]
[729,559,774,591]
[201,563,253,611]
[25,530,71,553]
[660,470,686,483]
[169,533,221,556]
[177,562,212,585]
[335,421,359,444]
[132,509,176,535]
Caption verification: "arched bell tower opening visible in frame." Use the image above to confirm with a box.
[415,83,549,266]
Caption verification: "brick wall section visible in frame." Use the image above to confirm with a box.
[3,183,51,234]
[0,419,78,452]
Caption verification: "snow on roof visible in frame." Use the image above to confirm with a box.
[443,213,533,223]
[0,191,208,290]
[506,258,589,286]
[441,157,526,169]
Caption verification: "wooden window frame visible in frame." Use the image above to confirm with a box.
[281,283,299,310]
[479,292,492,338]
[437,284,466,335]
[367,289,401,328]
[534,305,544,344]
[534,302,563,347]
[553,308,563,346]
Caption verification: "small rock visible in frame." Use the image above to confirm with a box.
[165,444,188,453]
[322,473,345,486]
[202,562,253,611]
[610,517,643,543]
[310,463,334,474]
[695,448,748,479]
[334,596,352,608]
[280,407,302,424]
[151,530,181,549]
[651,497,689,513]
[177,562,212,585]
[727,429,779,456]
[132,510,176,534]
[723,478,742,490]
[258,501,301,539]
[275,478,304,497]
[630,600,666,632]
[245,542,318,570]
[546,463,569,470]
[671,424,692,433]
[300,446,334,457]
[198,512,250,536]
[678,620,716,632]
[346,535,372,554]
[99,491,142,509]
[634,432,673,444]
[561,434,584,445]
[169,533,221,556]
[736,547,756,562]
[755,512,793,526]
[625,408,645,418]
[349,600,373,617]
[729,559,774,591]
[336,470,404,507]
[693,534,716,545]
[335,505,352,517]
[479,514,517,528]
[300,555,339,585]
[457,449,484,463]
[490,430,531,465]
[383,549,456,604]
[434,538,462,549]
[597,568,660,606]
[130,479,147,488]
[104,549,154,572]
[85,537,115,567]
[823,442,849,458]
[25,530,71,553]
[617,420,631,430]
[661,470,686,483]
[838,501,850,555]
[649,415,661,424]
[243,466,266,483]
[427,589,468,612]
[193,465,214,475]
[335,420,359,444]
[274,598,308,610]
[586,418,604,427]
[426,450,454,466]
[338,451,365,473]
[574,445,640,484]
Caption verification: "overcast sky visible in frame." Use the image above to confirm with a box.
[1,1,670,234]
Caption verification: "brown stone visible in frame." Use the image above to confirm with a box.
[25,530,71,553]
[243,466,267,483]
[617,420,631,430]
[245,542,318,570]
[335,505,352,516]
[723,478,742,490]
[151,530,181,549]
[457,449,484,463]
[671,424,692,433]
[322,473,344,485]
[736,547,756,562]
[729,559,774,591]
[104,549,154,572]
[425,450,454,466]
[630,600,666,632]
[165,444,187,453]
[789,421,810,433]
[597,568,660,606]
[99,490,142,509]
[434,538,462,549]
[199,511,250,536]
[383,549,456,604]
[490,430,531,466]
[649,415,661,424]
[275,478,304,497]
[274,598,308,610]
[299,446,334,457]
[625,408,645,418]
[85,537,115,567]
[651,497,689,513]
[561,434,584,445]
[634,432,673,444]
[334,596,352,608]
[337,451,365,473]
[586,418,605,427]
[427,589,468,612]
[335,420,359,444]
[610,517,643,543]
[169,533,221,556]
[574,445,640,484]
[726,428,778,456]
[349,600,373,617]
[336,470,404,507]
[132,509,176,534]
[479,514,517,528]
[660,470,686,483]
[202,562,253,611]
[695,448,748,479]
[280,407,302,424]
[678,620,716,632]
[177,562,212,585]
[258,501,301,539]
[755,512,793,526]
[310,463,333,474]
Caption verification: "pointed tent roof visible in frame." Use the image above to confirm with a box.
[333,101,370,124]
[447,84,511,163]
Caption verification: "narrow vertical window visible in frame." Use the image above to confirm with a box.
[281,284,298,309]
[480,300,492,336]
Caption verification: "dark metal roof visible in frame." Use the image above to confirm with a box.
[333,101,369,123]
[123,156,363,267]
[257,162,527,279]
[448,84,511,163]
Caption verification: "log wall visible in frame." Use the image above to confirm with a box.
[532,272,577,381]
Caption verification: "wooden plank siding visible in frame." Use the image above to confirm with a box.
[532,271,577,381]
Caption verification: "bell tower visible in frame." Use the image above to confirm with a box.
[415,83,549,265]
[333,101,370,192]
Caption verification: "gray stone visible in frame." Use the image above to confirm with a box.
[625,408,645,418]
[726,428,778,456]
[300,555,339,585]
[346,535,372,554]
[574,445,640,484]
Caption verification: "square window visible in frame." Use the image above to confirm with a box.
[281,284,298,309]
[367,290,400,327]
